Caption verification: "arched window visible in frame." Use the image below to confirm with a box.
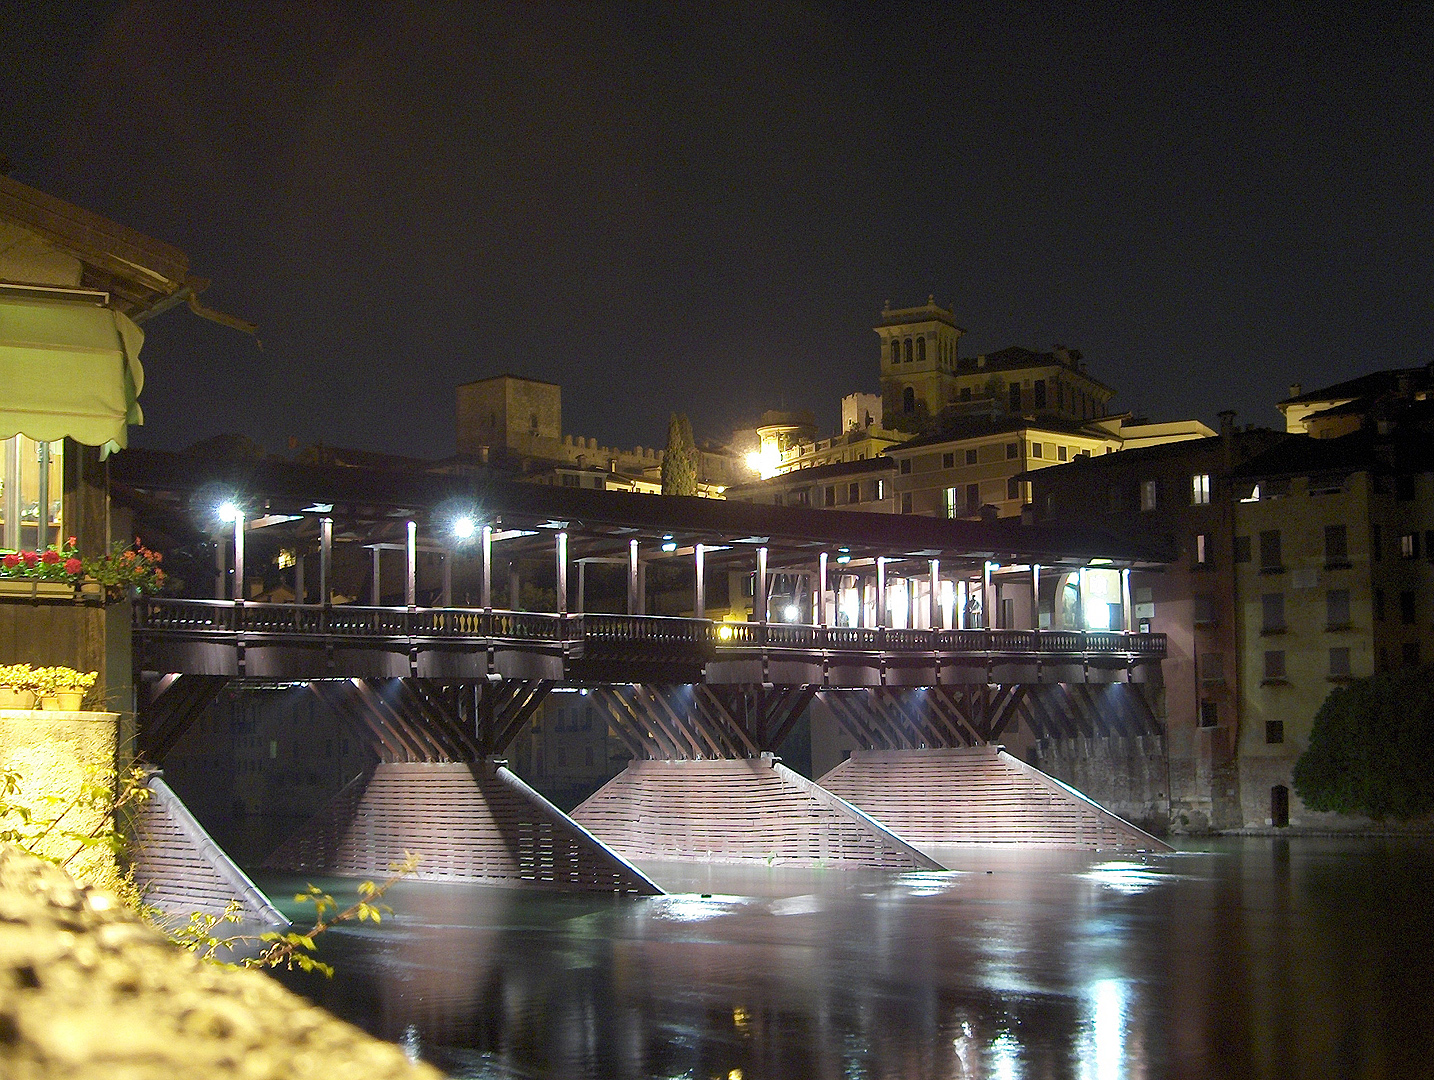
[915,336,926,363]
[903,337,913,363]
[890,339,901,365]
[903,386,915,414]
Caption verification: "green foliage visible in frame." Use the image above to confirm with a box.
[1293,666,1434,820]
[660,413,699,496]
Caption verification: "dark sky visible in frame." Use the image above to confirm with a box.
[4,2,1432,457]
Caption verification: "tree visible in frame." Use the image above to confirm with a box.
[661,413,699,496]
[1293,666,1434,820]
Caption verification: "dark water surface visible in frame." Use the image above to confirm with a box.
[256,837,1434,1079]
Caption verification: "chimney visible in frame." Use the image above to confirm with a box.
[1289,383,1302,398]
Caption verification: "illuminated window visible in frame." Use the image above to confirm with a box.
[1401,532,1420,559]
[1191,473,1210,504]
[1,436,64,551]
[1194,533,1210,565]
[944,487,959,517]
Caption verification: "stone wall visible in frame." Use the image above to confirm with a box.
[1031,734,1171,835]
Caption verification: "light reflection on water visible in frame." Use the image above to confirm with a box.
[259,837,1434,1079]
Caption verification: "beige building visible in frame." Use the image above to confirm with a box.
[1231,428,1434,828]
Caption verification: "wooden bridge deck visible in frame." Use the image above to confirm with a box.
[818,746,1171,852]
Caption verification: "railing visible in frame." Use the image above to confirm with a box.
[134,598,1166,660]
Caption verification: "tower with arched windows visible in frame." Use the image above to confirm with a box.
[875,297,966,432]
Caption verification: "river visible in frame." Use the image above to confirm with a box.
[256,836,1434,1079]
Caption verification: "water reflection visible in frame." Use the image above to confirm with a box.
[261,838,1434,1079]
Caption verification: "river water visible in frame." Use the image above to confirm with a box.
[256,837,1434,1079]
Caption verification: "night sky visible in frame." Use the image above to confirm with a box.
[4,2,1431,458]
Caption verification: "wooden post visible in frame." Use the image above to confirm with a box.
[627,539,639,615]
[694,543,706,619]
[371,546,381,606]
[929,558,940,631]
[817,551,828,626]
[1031,563,1041,630]
[756,546,768,624]
[481,525,492,611]
[555,531,568,614]
[232,514,245,603]
[875,557,887,628]
[405,521,417,609]
[320,517,332,607]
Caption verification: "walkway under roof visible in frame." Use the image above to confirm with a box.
[113,448,1172,575]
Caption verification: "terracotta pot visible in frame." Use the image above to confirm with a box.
[0,688,36,710]
[40,692,84,711]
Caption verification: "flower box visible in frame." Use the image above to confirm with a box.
[0,580,75,599]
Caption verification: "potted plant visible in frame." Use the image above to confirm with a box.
[33,666,96,711]
[0,538,84,598]
[0,663,38,709]
[82,539,166,601]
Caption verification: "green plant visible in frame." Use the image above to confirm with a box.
[27,666,96,698]
[660,412,699,496]
[0,537,83,582]
[1294,665,1434,820]
[0,663,38,691]
[82,539,166,598]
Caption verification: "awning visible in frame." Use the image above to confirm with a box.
[0,293,145,455]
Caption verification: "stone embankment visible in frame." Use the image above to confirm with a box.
[0,846,443,1079]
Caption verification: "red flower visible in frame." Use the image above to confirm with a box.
[21,551,37,567]
[2,553,18,568]
[64,557,82,575]
[67,537,77,548]
[40,549,60,564]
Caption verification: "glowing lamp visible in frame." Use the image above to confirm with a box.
[453,517,476,539]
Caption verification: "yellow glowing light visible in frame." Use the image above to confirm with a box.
[745,444,781,479]
[718,625,734,641]
[729,1071,744,1080]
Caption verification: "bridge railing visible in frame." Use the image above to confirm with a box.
[134,598,1166,659]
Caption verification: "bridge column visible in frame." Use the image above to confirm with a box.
[577,560,586,614]
[983,560,994,629]
[320,516,332,607]
[481,525,492,610]
[1121,567,1133,632]
[694,544,706,619]
[627,539,638,614]
[875,557,886,627]
[817,551,828,626]
[555,531,568,614]
[756,546,768,624]
[405,520,417,608]
[371,545,381,606]
[1031,563,1041,630]
[232,511,245,603]
[928,559,939,630]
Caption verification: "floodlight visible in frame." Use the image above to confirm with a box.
[453,517,476,539]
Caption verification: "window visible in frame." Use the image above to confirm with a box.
[561,474,580,487]
[1326,589,1351,629]
[1264,650,1286,682]
[890,339,901,365]
[1141,480,1158,511]
[848,482,860,503]
[1193,594,1216,625]
[1006,442,1019,460]
[1259,530,1283,572]
[1058,445,1068,462]
[1404,641,1421,667]
[902,386,915,414]
[1329,647,1351,679]
[899,458,912,475]
[1401,532,1420,559]
[966,483,981,513]
[0,436,64,551]
[1031,442,1043,459]
[1007,477,1021,501]
[1262,593,1286,633]
[1400,590,1416,624]
[903,337,913,363]
[901,492,913,514]
[1034,380,1046,409]
[1009,383,1022,411]
[1199,700,1219,728]
[1325,524,1348,567]
[1191,473,1211,505]
[1266,720,1285,744]
[825,485,836,507]
[772,493,783,506]
[1201,652,1225,683]
[1194,533,1211,566]
[793,488,810,507]
[944,487,959,517]
[942,452,954,469]
[965,449,978,465]
[875,479,886,500]
[915,336,926,363]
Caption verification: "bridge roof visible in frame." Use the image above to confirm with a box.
[112,448,1172,571]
